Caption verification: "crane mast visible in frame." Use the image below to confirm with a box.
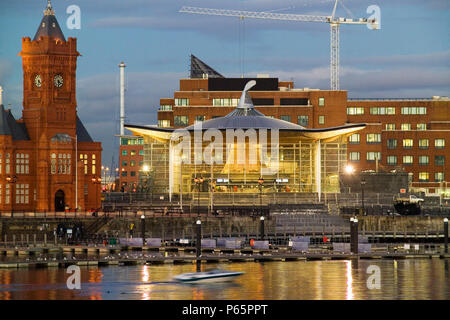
[180,1,378,90]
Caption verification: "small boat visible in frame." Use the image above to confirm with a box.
[173,269,244,284]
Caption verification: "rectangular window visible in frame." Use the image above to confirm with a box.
[122,161,127,166]
[348,134,360,144]
[121,171,127,177]
[15,153,29,174]
[318,97,325,106]
[346,107,364,115]
[159,105,172,111]
[130,161,136,167]
[5,153,10,174]
[435,139,445,149]
[403,139,414,149]
[297,116,309,127]
[435,172,444,182]
[158,120,171,128]
[417,123,427,130]
[370,107,395,115]
[174,116,188,126]
[401,107,427,115]
[81,154,88,174]
[403,155,413,165]
[139,150,144,156]
[435,156,445,166]
[367,152,381,161]
[318,116,325,125]
[15,183,29,204]
[5,184,10,204]
[387,139,397,149]
[122,150,127,156]
[195,115,206,123]
[419,156,429,165]
[92,154,96,175]
[387,156,397,165]
[419,139,429,149]
[212,98,239,106]
[401,123,411,131]
[130,150,136,156]
[366,134,381,144]
[130,171,136,177]
[418,172,429,182]
[385,123,395,131]
[349,152,360,162]
[280,115,291,122]
[174,98,189,106]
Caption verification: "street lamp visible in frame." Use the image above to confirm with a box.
[360,178,366,216]
[194,176,204,217]
[6,175,17,217]
[258,177,264,216]
[260,216,265,240]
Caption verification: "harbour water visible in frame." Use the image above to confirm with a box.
[0,259,448,300]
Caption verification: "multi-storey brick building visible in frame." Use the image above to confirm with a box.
[155,56,449,196]
[118,136,144,191]
[0,2,102,212]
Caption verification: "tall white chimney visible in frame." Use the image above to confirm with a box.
[0,86,3,105]
[118,61,126,136]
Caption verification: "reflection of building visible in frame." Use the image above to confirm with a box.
[0,2,102,212]
[154,55,450,196]
[126,80,365,199]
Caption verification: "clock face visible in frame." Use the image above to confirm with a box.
[34,74,42,88]
[54,74,64,88]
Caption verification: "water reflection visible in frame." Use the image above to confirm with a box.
[0,260,448,300]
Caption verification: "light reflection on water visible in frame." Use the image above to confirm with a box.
[0,259,448,300]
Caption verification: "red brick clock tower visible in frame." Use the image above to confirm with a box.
[0,1,102,212]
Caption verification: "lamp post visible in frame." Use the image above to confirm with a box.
[196,219,202,272]
[260,216,265,240]
[360,178,366,216]
[258,177,264,216]
[444,217,448,254]
[6,175,17,217]
[141,214,146,247]
[194,176,204,217]
[67,134,78,212]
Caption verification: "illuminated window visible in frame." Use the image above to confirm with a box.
[385,123,395,131]
[403,139,413,149]
[418,172,429,182]
[419,139,429,149]
[318,97,325,106]
[130,161,136,167]
[15,153,29,174]
[174,98,189,106]
[158,120,171,128]
[122,150,127,156]
[435,139,445,149]
[403,155,413,165]
[130,150,136,156]
[139,150,144,156]
[348,134,360,144]
[92,154,96,175]
[401,124,411,131]
[435,172,444,182]
[347,107,364,115]
[401,107,426,115]
[318,116,325,125]
[5,184,10,204]
[51,153,56,174]
[419,156,429,165]
[367,134,381,144]
[80,154,88,174]
[366,152,381,161]
[349,152,360,161]
[5,153,10,174]
[417,123,427,130]
[159,105,172,111]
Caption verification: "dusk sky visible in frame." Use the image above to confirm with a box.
[0,0,449,169]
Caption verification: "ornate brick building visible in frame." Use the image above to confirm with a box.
[0,2,102,212]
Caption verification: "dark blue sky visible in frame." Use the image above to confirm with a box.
[0,0,449,168]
